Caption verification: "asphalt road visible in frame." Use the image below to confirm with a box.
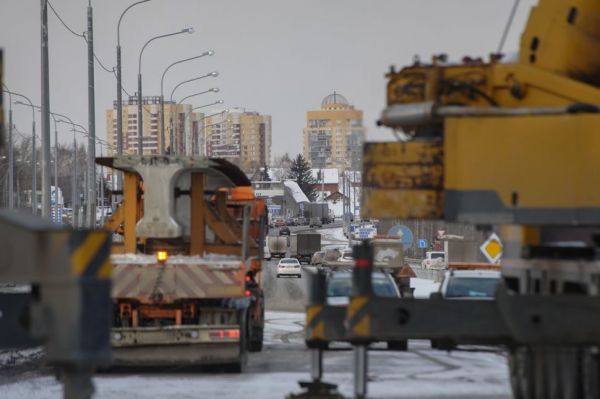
[0,224,513,398]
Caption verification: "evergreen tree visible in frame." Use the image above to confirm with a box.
[288,154,317,201]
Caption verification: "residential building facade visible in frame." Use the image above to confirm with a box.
[204,108,272,172]
[106,96,204,155]
[302,92,366,171]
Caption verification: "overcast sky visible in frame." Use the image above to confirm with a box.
[1,0,536,157]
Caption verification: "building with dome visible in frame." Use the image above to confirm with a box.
[303,91,366,171]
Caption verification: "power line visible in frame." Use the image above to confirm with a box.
[48,1,115,75]
[497,0,521,54]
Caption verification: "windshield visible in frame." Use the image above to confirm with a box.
[327,276,397,298]
[445,277,498,298]
[430,253,445,260]
[341,251,353,260]
[281,259,299,264]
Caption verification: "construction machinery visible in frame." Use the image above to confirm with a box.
[100,155,266,370]
[294,1,600,398]
[371,0,600,397]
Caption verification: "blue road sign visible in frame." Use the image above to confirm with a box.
[418,239,428,249]
[387,224,414,248]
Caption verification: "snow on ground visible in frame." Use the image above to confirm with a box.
[411,278,441,299]
[0,312,510,399]
[317,226,348,248]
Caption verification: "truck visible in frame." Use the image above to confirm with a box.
[267,236,287,258]
[305,202,330,224]
[101,156,266,371]
[289,233,321,264]
[369,0,600,394]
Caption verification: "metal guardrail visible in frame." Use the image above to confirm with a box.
[290,240,600,399]
[0,210,112,399]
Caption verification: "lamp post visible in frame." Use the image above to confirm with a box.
[116,0,150,157]
[55,117,80,228]
[2,84,14,208]
[159,51,215,154]
[137,28,194,155]
[41,0,51,221]
[170,93,220,155]
[12,95,37,215]
[183,108,228,155]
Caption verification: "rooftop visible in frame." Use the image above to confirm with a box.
[321,91,349,106]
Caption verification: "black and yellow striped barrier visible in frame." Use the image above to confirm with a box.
[347,296,371,339]
[69,230,112,279]
[306,304,325,341]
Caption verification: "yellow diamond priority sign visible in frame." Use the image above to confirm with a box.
[480,233,503,264]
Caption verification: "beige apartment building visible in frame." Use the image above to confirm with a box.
[303,92,366,170]
[204,108,272,172]
[106,96,204,155]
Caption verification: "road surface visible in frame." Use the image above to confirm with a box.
[0,225,512,398]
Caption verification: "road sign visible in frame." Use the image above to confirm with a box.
[480,233,503,264]
[387,224,413,248]
[418,239,428,249]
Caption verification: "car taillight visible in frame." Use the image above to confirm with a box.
[209,329,240,339]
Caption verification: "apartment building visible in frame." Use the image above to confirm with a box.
[302,92,366,170]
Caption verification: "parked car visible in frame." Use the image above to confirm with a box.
[263,245,271,261]
[285,218,296,226]
[311,250,326,266]
[296,217,307,225]
[309,217,322,228]
[279,226,291,236]
[337,249,354,264]
[326,271,406,350]
[439,270,501,299]
[273,218,285,227]
[431,269,501,350]
[277,258,301,278]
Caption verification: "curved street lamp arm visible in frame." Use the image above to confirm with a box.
[160,51,214,98]
[139,29,192,74]
[177,89,219,105]
[169,72,218,102]
[118,0,151,46]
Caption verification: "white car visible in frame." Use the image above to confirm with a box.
[439,269,501,299]
[264,245,271,261]
[277,258,301,278]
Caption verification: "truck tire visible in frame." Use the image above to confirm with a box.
[386,340,408,351]
[249,292,265,352]
[225,311,248,373]
[509,347,534,399]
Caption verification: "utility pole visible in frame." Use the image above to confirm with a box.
[40,0,51,219]
[6,90,14,209]
[86,0,96,227]
[72,132,78,228]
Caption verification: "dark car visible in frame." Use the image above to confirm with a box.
[279,226,291,236]
[326,271,407,350]
[285,218,296,226]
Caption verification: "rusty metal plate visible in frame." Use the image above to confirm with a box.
[362,140,443,219]
[111,256,244,302]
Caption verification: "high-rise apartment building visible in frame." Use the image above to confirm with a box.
[106,96,204,155]
[204,108,272,172]
[303,92,366,170]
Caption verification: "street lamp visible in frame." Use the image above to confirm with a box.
[159,51,215,154]
[170,89,219,155]
[2,83,14,208]
[183,108,228,155]
[116,0,151,158]
[12,95,37,215]
[137,27,194,154]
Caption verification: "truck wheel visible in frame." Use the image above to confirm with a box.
[249,292,265,352]
[582,348,599,399]
[387,340,407,351]
[226,311,248,373]
[508,347,534,399]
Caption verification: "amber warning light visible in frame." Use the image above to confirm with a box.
[156,251,168,263]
